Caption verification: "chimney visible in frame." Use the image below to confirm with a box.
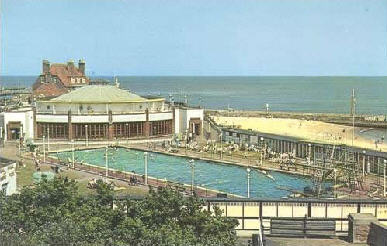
[67,59,75,68]
[42,60,50,74]
[78,59,85,75]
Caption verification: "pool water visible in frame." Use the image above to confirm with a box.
[55,148,322,198]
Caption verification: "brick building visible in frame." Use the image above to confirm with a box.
[32,59,89,99]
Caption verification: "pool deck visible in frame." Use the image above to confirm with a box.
[126,145,382,199]
[26,138,384,199]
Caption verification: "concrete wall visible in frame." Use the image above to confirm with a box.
[368,222,387,246]
[0,163,17,195]
[0,109,34,140]
[174,108,204,135]
[174,109,180,134]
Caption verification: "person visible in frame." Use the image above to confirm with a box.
[34,158,40,169]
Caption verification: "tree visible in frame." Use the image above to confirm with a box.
[0,177,238,245]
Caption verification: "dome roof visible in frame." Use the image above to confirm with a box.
[49,85,159,103]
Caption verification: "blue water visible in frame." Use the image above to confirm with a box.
[1,76,387,114]
[54,147,321,198]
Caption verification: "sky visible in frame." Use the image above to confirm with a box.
[0,0,387,76]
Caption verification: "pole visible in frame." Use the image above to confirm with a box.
[85,125,88,147]
[19,125,23,156]
[189,159,195,195]
[247,168,251,198]
[18,135,21,157]
[185,130,188,155]
[260,137,264,166]
[362,151,366,177]
[260,150,263,166]
[351,88,355,147]
[47,127,50,152]
[72,140,75,168]
[220,134,223,159]
[43,135,46,163]
[378,158,380,186]
[105,146,108,181]
[144,152,148,185]
[384,160,386,197]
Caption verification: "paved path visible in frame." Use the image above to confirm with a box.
[265,237,363,246]
[237,237,364,246]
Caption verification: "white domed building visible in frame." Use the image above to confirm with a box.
[34,85,176,140]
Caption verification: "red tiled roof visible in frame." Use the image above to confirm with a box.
[49,63,89,87]
[32,61,90,99]
[33,81,69,99]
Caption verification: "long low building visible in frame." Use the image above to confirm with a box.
[1,85,203,141]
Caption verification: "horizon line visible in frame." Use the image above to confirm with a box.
[1,74,387,77]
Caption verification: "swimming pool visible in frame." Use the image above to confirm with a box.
[54,147,323,198]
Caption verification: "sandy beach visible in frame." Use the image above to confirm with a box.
[213,116,387,152]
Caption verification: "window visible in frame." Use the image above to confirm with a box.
[47,105,51,110]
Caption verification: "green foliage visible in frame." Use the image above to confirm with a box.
[0,177,238,245]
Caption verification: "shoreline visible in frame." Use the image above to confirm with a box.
[207,109,387,129]
[212,115,387,152]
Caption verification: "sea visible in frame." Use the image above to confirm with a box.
[1,76,387,115]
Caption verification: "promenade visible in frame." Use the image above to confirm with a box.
[213,116,387,152]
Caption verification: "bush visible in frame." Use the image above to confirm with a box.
[0,177,238,245]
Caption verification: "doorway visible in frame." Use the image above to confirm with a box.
[7,122,21,140]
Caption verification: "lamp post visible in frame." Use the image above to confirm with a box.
[185,129,188,155]
[362,150,366,177]
[220,133,223,160]
[85,125,88,147]
[18,133,21,157]
[43,135,46,163]
[260,137,264,166]
[189,159,195,195]
[47,128,50,152]
[384,160,386,197]
[19,125,23,157]
[144,152,148,185]
[105,146,108,181]
[247,168,251,198]
[71,140,75,168]
[125,123,129,144]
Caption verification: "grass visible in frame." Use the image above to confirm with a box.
[16,155,148,197]
[16,159,52,188]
